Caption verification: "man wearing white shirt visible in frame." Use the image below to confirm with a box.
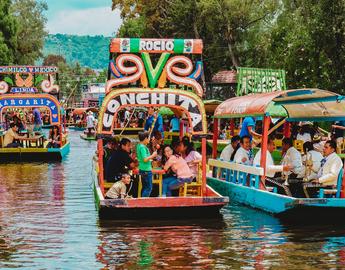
[313,140,343,186]
[281,137,304,178]
[234,136,253,165]
[220,135,240,161]
[254,138,291,177]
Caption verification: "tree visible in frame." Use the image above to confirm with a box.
[11,0,48,64]
[43,54,66,66]
[0,0,18,65]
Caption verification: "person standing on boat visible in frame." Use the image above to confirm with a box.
[105,138,135,182]
[253,137,291,177]
[233,135,253,165]
[281,137,304,178]
[220,135,240,161]
[144,107,164,138]
[170,114,180,132]
[86,111,95,136]
[33,107,42,132]
[239,117,261,140]
[136,131,157,197]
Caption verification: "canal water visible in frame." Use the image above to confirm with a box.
[1,131,345,269]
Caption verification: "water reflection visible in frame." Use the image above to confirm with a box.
[1,132,345,269]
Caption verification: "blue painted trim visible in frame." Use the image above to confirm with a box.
[275,95,344,105]
[287,116,345,122]
[284,89,313,97]
[47,142,70,158]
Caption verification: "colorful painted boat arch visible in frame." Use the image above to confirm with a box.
[97,88,207,135]
[0,94,61,125]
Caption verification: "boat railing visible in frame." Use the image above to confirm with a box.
[208,159,264,189]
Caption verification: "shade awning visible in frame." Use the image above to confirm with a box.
[214,89,345,121]
[72,107,98,115]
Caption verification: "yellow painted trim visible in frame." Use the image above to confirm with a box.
[98,88,207,135]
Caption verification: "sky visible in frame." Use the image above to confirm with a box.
[45,0,122,36]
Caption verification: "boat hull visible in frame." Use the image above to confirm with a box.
[0,142,70,162]
[207,177,345,223]
[94,177,229,220]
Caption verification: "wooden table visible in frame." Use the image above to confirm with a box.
[18,135,44,148]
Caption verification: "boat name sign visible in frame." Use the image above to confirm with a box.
[102,92,203,133]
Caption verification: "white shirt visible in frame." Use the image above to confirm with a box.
[254,149,284,178]
[297,133,312,143]
[124,110,130,121]
[234,147,253,165]
[281,147,304,177]
[318,152,343,186]
[302,150,323,180]
[86,115,95,128]
[220,144,234,161]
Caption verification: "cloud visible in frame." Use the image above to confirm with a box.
[46,6,122,36]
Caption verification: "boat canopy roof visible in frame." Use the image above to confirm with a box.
[214,89,345,121]
[72,107,98,115]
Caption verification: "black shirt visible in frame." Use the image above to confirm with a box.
[105,149,133,181]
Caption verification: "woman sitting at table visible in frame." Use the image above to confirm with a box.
[179,137,202,180]
[161,145,193,197]
[46,125,60,148]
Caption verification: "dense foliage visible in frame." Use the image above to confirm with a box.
[43,34,110,70]
[0,0,47,65]
[113,0,345,94]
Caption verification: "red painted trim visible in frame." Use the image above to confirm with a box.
[230,119,235,136]
[260,116,270,190]
[202,137,207,196]
[212,119,219,159]
[179,120,184,139]
[98,139,105,195]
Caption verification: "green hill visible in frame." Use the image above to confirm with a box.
[43,34,111,69]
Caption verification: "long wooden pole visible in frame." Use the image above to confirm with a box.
[212,118,219,159]
[259,116,270,190]
[98,139,105,195]
[201,137,207,196]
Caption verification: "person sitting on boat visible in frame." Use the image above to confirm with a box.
[105,138,136,182]
[239,117,261,141]
[296,124,312,143]
[253,137,291,177]
[302,141,323,180]
[86,111,96,136]
[144,107,164,138]
[220,135,240,161]
[136,131,157,197]
[311,140,343,186]
[332,120,345,153]
[179,138,202,180]
[105,173,132,199]
[46,125,60,148]
[233,135,253,165]
[161,145,193,197]
[281,137,304,178]
[103,137,118,166]
[3,123,25,148]
[33,107,43,132]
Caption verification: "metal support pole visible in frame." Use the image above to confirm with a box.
[259,115,270,190]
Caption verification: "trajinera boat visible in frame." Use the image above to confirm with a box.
[207,89,345,222]
[0,66,70,162]
[93,38,229,219]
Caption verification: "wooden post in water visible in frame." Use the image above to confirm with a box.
[202,137,207,196]
[98,139,105,195]
[212,118,219,159]
[259,115,270,190]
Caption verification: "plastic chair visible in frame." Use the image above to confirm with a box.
[319,168,343,198]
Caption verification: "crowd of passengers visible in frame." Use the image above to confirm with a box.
[219,117,344,197]
[103,132,202,199]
